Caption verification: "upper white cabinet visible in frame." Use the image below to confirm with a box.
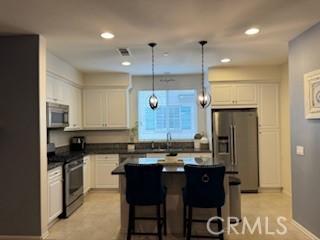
[258,84,279,129]
[83,88,129,130]
[211,83,257,106]
[46,73,66,104]
[65,84,83,131]
[46,72,83,131]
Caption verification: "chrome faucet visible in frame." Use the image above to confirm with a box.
[166,132,172,150]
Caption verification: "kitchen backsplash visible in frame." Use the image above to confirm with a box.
[49,129,130,147]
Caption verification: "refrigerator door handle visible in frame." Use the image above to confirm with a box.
[230,125,234,165]
[233,125,238,165]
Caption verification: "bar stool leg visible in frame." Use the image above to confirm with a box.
[183,204,187,237]
[217,207,224,240]
[157,205,162,240]
[163,200,167,235]
[127,204,133,240]
[186,206,192,240]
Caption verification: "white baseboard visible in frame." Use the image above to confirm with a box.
[0,236,42,240]
[291,220,320,240]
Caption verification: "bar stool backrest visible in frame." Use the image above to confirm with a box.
[124,163,164,206]
[184,164,225,208]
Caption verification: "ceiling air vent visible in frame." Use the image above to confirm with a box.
[117,48,131,57]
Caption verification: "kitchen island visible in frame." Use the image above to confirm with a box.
[112,157,238,238]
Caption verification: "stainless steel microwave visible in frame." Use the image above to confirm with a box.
[47,102,69,128]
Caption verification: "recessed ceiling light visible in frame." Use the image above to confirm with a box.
[121,61,131,66]
[221,58,231,63]
[100,32,115,39]
[163,52,169,57]
[245,27,260,35]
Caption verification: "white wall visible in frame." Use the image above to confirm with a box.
[280,63,292,197]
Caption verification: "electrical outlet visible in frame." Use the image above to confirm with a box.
[296,146,304,156]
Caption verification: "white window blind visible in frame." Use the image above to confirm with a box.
[138,90,197,140]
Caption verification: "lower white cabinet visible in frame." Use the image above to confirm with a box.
[259,130,281,188]
[94,154,119,189]
[48,166,63,223]
[83,155,91,194]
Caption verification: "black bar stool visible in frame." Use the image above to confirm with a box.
[124,163,167,240]
[182,165,225,240]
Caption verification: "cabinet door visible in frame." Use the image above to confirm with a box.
[48,178,63,223]
[95,160,119,189]
[75,87,83,129]
[83,156,91,194]
[234,84,257,105]
[259,130,281,188]
[258,84,279,129]
[46,74,66,104]
[83,89,106,129]
[106,90,128,128]
[46,76,55,102]
[211,84,234,105]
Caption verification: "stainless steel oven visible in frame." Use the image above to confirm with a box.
[63,158,84,217]
[47,102,69,128]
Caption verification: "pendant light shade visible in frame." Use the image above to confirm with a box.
[198,40,211,109]
[148,42,158,110]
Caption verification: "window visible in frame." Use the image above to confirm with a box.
[138,90,197,140]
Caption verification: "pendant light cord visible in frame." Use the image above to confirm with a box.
[201,42,204,95]
[199,40,207,96]
[152,45,155,92]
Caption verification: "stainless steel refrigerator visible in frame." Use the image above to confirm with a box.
[212,109,259,192]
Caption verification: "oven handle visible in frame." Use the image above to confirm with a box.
[67,163,83,172]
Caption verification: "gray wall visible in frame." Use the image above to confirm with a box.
[289,23,320,237]
[0,36,42,235]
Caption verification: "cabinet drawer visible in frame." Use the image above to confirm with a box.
[48,166,62,180]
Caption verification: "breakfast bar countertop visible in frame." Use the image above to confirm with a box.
[111,157,238,175]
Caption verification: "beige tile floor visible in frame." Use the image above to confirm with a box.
[47,191,310,240]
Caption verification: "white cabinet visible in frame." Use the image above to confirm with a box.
[258,84,279,129]
[83,155,91,194]
[258,130,281,188]
[107,90,128,128]
[83,89,128,130]
[211,84,234,105]
[48,166,63,223]
[46,72,83,131]
[46,73,66,103]
[211,84,257,106]
[94,154,119,189]
[65,84,83,131]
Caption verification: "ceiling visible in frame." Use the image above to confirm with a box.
[0,0,320,75]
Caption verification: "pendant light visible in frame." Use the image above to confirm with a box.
[148,42,158,110]
[198,40,211,108]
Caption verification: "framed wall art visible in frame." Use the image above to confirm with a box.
[304,69,320,119]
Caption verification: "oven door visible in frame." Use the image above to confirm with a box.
[65,160,84,206]
[47,103,69,128]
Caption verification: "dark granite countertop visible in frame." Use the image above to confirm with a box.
[48,162,64,171]
[47,147,212,170]
[111,157,238,175]
[86,148,211,155]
